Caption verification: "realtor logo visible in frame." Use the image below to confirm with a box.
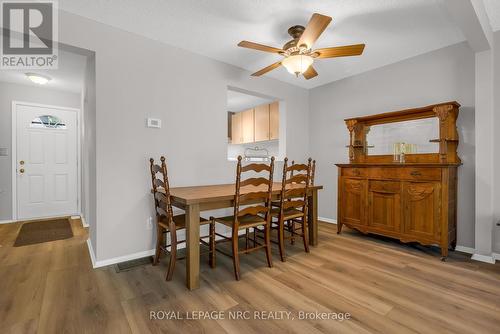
[1,0,58,69]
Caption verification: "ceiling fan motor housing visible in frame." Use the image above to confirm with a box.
[283,25,308,55]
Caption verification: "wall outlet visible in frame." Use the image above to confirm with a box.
[147,216,153,230]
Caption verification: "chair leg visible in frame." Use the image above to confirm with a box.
[153,224,163,266]
[165,223,177,281]
[278,218,286,262]
[245,228,249,251]
[231,228,241,281]
[209,221,216,268]
[290,220,295,245]
[264,223,273,268]
[302,217,310,253]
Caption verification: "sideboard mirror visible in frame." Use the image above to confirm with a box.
[344,102,461,164]
[366,117,440,156]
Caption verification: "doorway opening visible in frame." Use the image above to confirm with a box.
[0,42,95,232]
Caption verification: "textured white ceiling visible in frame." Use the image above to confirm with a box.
[483,0,500,32]
[0,48,86,93]
[59,0,471,89]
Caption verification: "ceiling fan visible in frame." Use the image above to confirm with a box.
[238,13,365,80]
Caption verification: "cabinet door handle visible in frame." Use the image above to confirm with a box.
[410,171,422,176]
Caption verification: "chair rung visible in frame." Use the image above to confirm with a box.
[239,244,266,254]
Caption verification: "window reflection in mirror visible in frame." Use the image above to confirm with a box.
[366,117,439,156]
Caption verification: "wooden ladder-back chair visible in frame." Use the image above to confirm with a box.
[210,155,275,280]
[149,157,215,281]
[271,157,312,261]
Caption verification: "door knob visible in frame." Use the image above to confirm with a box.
[19,160,24,165]
[19,168,25,174]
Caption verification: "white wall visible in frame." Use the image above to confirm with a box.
[0,82,81,221]
[494,30,500,253]
[55,11,310,262]
[309,42,476,248]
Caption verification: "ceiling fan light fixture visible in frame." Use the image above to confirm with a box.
[282,54,313,76]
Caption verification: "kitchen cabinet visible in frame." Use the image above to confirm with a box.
[231,112,243,144]
[269,101,279,140]
[230,102,279,144]
[254,104,270,142]
[241,109,254,143]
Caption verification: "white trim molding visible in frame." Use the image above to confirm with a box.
[79,215,89,227]
[471,253,496,264]
[319,217,337,224]
[86,239,97,268]
[0,220,15,225]
[86,239,155,269]
[454,245,475,254]
[493,253,500,262]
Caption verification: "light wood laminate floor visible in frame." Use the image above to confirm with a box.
[1,219,499,333]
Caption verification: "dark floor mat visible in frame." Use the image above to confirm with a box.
[14,218,73,247]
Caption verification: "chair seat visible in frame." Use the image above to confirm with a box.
[270,207,304,220]
[158,214,209,230]
[212,214,267,229]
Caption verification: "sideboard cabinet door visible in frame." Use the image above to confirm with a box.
[402,182,441,241]
[341,178,367,226]
[367,180,401,233]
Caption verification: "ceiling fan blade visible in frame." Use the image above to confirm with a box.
[238,41,283,54]
[251,61,282,76]
[313,44,365,59]
[303,66,318,80]
[297,13,332,49]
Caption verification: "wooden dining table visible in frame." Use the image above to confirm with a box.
[168,182,323,290]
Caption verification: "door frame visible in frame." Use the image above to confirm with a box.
[11,101,81,221]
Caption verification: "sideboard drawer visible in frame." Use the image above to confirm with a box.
[342,168,366,178]
[399,168,441,181]
[369,180,401,193]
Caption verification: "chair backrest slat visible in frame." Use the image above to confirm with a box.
[285,174,308,184]
[149,156,174,223]
[241,163,272,173]
[239,191,270,203]
[239,177,270,188]
[238,205,268,217]
[233,156,275,227]
[278,157,313,215]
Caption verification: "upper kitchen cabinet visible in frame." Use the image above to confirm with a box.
[230,102,279,144]
[254,104,270,142]
[241,109,255,143]
[269,101,279,140]
[231,112,243,144]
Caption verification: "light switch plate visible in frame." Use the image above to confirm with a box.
[147,118,161,128]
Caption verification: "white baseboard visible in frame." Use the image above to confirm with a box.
[471,253,496,264]
[454,245,475,254]
[81,216,89,227]
[493,252,500,261]
[319,217,337,224]
[86,238,155,269]
[86,239,97,268]
[85,229,244,269]
[0,219,15,224]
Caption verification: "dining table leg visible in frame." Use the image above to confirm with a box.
[185,203,200,290]
[308,189,318,246]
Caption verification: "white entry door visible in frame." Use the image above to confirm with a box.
[15,103,78,220]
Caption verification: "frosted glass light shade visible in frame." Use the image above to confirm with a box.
[25,73,51,85]
[282,55,313,75]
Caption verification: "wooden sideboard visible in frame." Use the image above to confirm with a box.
[336,102,461,260]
